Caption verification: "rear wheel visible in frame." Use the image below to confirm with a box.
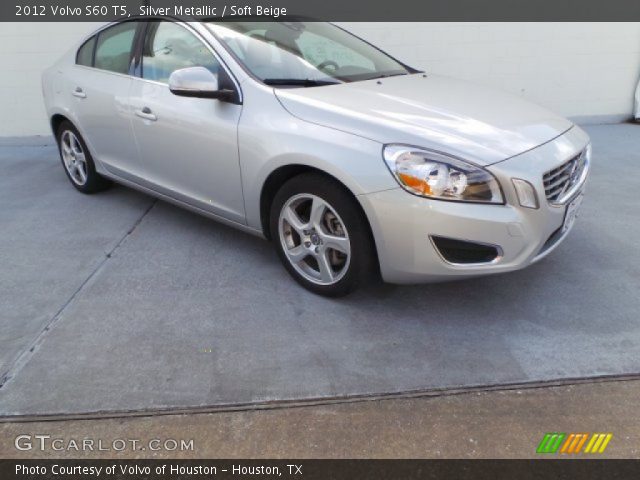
[270,172,377,297]
[56,121,111,193]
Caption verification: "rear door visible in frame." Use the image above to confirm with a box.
[128,21,245,223]
[70,21,143,178]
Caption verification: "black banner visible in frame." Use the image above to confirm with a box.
[4,0,640,22]
[2,460,640,480]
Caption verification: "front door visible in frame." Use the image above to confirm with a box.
[128,21,245,223]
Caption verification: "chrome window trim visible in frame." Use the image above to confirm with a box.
[73,64,133,80]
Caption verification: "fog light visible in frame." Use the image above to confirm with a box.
[512,178,539,209]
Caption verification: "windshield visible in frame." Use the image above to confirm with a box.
[206,21,412,86]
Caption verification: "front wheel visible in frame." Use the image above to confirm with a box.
[270,173,377,297]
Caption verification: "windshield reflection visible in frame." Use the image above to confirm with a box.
[207,21,412,86]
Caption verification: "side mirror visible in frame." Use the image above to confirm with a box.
[168,66,236,102]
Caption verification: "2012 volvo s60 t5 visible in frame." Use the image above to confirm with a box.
[42,19,591,296]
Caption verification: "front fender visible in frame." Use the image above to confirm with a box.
[241,117,396,230]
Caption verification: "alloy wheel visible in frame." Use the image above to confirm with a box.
[278,193,351,285]
[60,130,88,186]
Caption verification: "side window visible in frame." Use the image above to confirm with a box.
[142,22,220,84]
[76,36,96,67]
[94,22,137,75]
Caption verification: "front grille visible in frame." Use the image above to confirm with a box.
[543,149,588,204]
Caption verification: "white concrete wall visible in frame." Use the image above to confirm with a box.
[341,22,640,123]
[0,22,102,137]
[1,22,639,137]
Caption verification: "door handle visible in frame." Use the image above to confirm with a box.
[135,107,157,122]
[72,87,86,98]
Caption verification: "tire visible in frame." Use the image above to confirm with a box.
[270,172,378,297]
[56,120,111,193]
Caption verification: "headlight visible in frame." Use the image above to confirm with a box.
[383,145,504,204]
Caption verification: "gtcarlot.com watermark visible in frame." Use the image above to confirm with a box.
[14,434,194,452]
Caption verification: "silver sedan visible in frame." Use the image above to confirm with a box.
[42,19,590,296]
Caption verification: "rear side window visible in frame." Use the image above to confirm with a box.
[94,22,137,75]
[76,36,96,66]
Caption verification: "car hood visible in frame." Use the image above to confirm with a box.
[275,73,573,165]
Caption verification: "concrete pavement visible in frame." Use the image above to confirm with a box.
[1,379,637,458]
[0,142,153,379]
[1,124,640,418]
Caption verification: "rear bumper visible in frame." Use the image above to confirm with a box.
[359,126,591,284]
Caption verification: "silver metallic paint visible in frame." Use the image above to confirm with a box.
[42,21,590,284]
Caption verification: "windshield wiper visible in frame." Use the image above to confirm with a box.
[263,78,341,87]
[367,72,410,80]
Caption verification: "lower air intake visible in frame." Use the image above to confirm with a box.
[431,236,502,265]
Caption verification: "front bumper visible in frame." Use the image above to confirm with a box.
[359,126,591,284]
